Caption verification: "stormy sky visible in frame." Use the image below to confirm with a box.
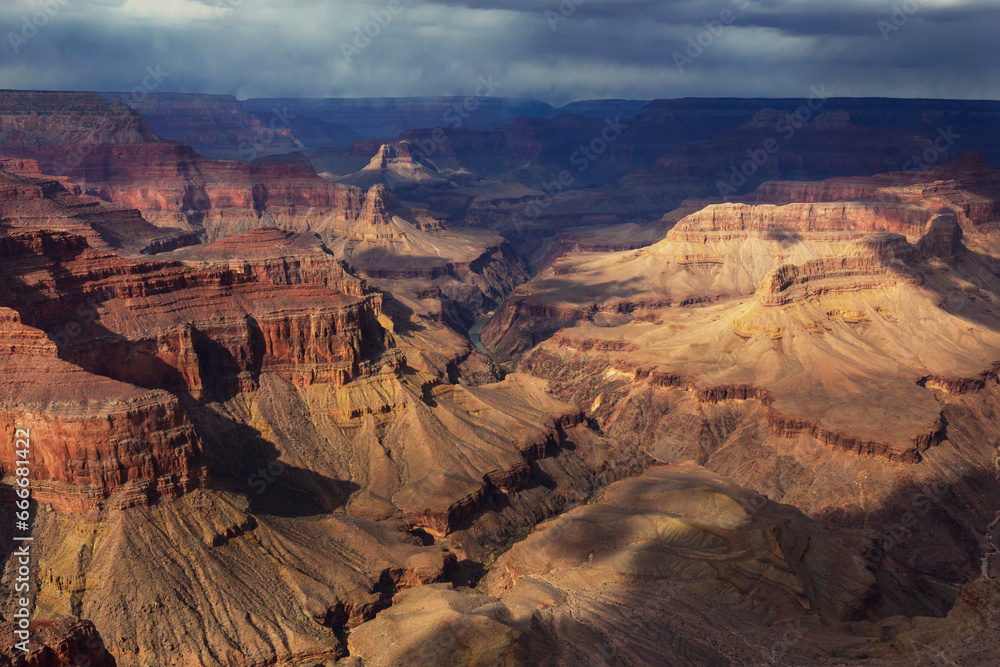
[0,0,997,105]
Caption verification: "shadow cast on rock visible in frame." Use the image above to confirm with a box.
[181,397,359,519]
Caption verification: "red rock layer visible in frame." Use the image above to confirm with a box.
[0,305,206,511]
[0,618,115,666]
[755,233,922,307]
[0,226,395,511]
[51,143,365,227]
[0,159,196,255]
[99,92,305,161]
[745,152,1000,237]
[0,91,160,149]
[671,201,933,238]
[2,227,391,396]
[0,92,376,242]
[600,359,944,463]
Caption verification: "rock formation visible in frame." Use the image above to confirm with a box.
[483,157,1000,623]
[99,92,306,161]
[0,93,526,335]
[0,617,115,666]
[338,142,449,190]
[0,172,605,665]
[3,93,1000,667]
[241,96,559,144]
[0,156,196,254]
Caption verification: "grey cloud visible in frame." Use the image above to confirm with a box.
[0,0,996,105]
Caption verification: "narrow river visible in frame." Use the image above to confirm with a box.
[469,315,511,373]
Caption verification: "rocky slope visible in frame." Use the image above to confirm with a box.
[315,185,528,335]
[347,463,1000,667]
[3,94,1000,666]
[99,92,306,161]
[483,157,1000,622]
[336,142,449,190]
[0,617,115,666]
[0,91,371,240]
[348,462,880,666]
[0,201,621,666]
[0,93,526,333]
[0,300,206,513]
[0,91,161,151]
[0,156,196,255]
[0,222,395,511]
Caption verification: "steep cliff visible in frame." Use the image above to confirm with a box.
[481,162,1000,619]
[0,156,197,255]
[0,303,207,512]
[99,92,306,161]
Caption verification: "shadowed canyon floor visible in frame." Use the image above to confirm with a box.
[0,93,999,666]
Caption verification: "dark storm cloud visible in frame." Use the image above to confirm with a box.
[0,0,996,104]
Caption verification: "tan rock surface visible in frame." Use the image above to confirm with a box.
[483,159,1000,628]
[3,95,1000,667]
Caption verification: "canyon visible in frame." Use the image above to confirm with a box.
[0,91,998,666]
